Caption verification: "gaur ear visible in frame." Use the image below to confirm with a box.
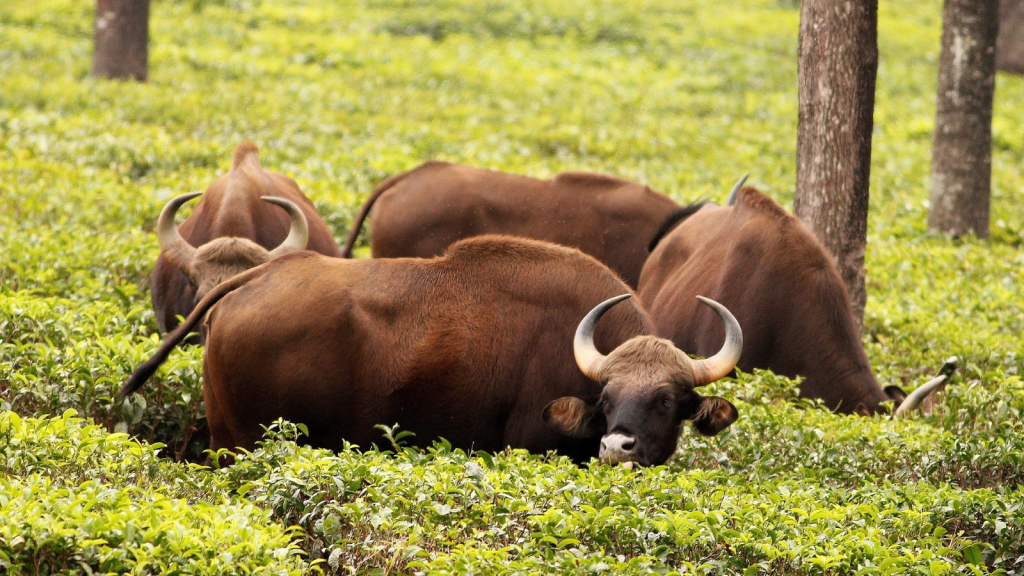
[543,397,603,439]
[691,396,738,436]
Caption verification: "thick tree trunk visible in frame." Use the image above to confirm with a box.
[928,0,999,238]
[794,0,878,330]
[996,0,1024,74]
[92,0,150,81]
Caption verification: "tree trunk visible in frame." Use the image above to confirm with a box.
[794,0,878,330]
[996,0,1024,74]
[92,0,150,81]
[928,0,999,238]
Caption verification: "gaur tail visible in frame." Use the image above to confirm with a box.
[118,265,271,399]
[340,170,413,258]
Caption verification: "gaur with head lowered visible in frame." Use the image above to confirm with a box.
[123,236,742,466]
[151,141,341,337]
[639,185,949,416]
[340,162,709,288]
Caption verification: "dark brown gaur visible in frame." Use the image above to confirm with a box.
[150,141,341,337]
[340,162,684,287]
[122,236,742,466]
[639,184,952,416]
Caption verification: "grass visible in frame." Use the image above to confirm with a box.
[1,0,1023,573]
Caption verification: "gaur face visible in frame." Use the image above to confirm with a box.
[544,338,738,466]
[186,238,272,303]
[157,192,309,303]
[544,294,742,467]
[598,377,737,466]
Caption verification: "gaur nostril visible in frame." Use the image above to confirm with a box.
[621,437,637,451]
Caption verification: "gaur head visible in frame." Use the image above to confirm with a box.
[157,192,309,302]
[544,294,742,467]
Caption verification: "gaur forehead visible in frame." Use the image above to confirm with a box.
[600,336,694,392]
[195,237,270,265]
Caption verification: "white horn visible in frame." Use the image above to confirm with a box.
[263,197,310,257]
[157,192,202,274]
[894,357,958,418]
[690,296,743,386]
[574,294,632,381]
[726,173,750,206]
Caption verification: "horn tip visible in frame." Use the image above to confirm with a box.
[175,191,203,202]
[160,192,202,215]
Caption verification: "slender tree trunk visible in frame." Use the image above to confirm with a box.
[996,0,1024,74]
[794,0,878,330]
[928,0,999,238]
[92,0,150,81]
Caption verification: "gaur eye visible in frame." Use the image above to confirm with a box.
[660,397,674,410]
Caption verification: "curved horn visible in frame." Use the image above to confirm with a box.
[574,294,632,381]
[157,192,202,274]
[726,173,749,206]
[690,296,743,386]
[263,197,310,257]
[893,357,958,418]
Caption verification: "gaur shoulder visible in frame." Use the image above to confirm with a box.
[734,187,791,220]
[412,160,457,172]
[552,171,634,189]
[442,235,636,307]
[400,160,482,182]
[732,188,838,271]
[444,235,613,270]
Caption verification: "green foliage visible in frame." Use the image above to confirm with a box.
[208,422,1024,575]
[0,292,209,460]
[1,0,1023,573]
[0,411,308,575]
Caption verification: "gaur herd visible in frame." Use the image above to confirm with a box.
[123,141,953,467]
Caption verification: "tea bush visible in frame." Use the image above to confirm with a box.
[0,411,308,575]
[211,422,1024,575]
[1,0,1023,573]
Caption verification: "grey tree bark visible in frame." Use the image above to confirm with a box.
[928,0,999,238]
[996,0,1024,74]
[92,0,150,81]
[794,0,878,330]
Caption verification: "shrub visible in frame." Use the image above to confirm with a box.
[1,0,1022,573]
[0,411,308,575]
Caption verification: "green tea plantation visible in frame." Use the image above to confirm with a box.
[2,0,1023,573]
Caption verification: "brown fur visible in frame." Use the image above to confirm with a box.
[127,236,656,462]
[638,187,892,413]
[151,142,341,335]
[597,337,695,386]
[340,162,679,287]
